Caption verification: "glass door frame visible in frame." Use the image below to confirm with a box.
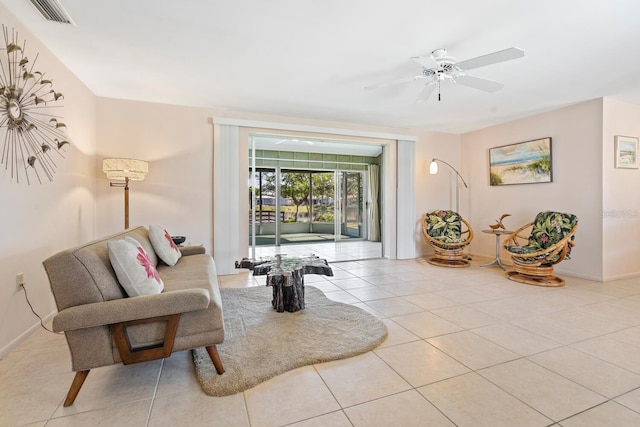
[249,135,374,259]
[334,169,368,242]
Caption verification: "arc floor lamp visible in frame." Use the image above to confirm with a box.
[429,158,468,213]
[103,158,149,229]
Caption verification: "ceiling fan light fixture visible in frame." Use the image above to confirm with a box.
[431,48,455,63]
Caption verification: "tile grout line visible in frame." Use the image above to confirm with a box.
[144,357,165,426]
[363,293,621,424]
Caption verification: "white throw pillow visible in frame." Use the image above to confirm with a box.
[149,225,182,266]
[108,236,164,297]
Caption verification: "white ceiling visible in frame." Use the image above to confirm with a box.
[3,0,640,134]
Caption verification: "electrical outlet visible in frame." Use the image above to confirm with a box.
[16,273,24,293]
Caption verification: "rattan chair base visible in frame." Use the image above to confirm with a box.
[505,270,565,287]
[427,257,470,268]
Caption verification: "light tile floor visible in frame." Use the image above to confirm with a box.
[2,257,640,426]
[250,241,383,263]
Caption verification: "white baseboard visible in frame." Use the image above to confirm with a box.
[0,311,57,359]
[600,272,640,282]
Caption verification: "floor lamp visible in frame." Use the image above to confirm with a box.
[103,158,149,229]
[429,158,468,213]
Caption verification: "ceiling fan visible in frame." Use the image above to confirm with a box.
[366,47,524,102]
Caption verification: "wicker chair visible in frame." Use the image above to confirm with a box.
[503,211,578,287]
[422,210,474,267]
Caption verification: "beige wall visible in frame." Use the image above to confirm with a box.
[602,98,640,280]
[95,98,216,249]
[462,99,605,281]
[414,132,463,256]
[0,4,97,356]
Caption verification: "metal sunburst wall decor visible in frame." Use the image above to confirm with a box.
[0,25,71,184]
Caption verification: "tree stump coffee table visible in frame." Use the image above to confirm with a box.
[235,255,333,313]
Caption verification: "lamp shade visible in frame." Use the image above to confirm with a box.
[429,159,438,175]
[103,158,149,181]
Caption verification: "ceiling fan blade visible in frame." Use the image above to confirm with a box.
[455,75,504,92]
[410,55,437,68]
[365,75,420,90]
[456,47,524,71]
[415,83,436,103]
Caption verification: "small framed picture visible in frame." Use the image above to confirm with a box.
[614,135,639,169]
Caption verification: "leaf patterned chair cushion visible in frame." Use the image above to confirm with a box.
[504,211,578,262]
[425,210,467,249]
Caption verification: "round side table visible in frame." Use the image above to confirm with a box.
[481,229,513,269]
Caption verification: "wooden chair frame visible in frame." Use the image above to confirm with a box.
[422,214,474,268]
[503,221,578,287]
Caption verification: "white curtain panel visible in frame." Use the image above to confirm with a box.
[368,164,380,242]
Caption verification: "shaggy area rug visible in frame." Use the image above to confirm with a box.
[192,285,387,396]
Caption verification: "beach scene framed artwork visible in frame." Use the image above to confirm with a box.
[614,135,638,169]
[489,137,552,186]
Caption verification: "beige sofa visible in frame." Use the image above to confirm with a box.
[43,226,225,406]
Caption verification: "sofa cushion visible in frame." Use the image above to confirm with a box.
[108,237,164,297]
[149,225,182,266]
[43,227,157,311]
[126,227,158,266]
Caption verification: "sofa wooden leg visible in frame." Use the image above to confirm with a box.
[64,370,90,407]
[206,345,225,375]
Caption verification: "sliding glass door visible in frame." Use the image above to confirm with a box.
[308,171,336,237]
[251,169,277,246]
[336,171,364,239]
[249,168,366,246]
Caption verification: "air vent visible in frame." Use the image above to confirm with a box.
[28,0,75,25]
